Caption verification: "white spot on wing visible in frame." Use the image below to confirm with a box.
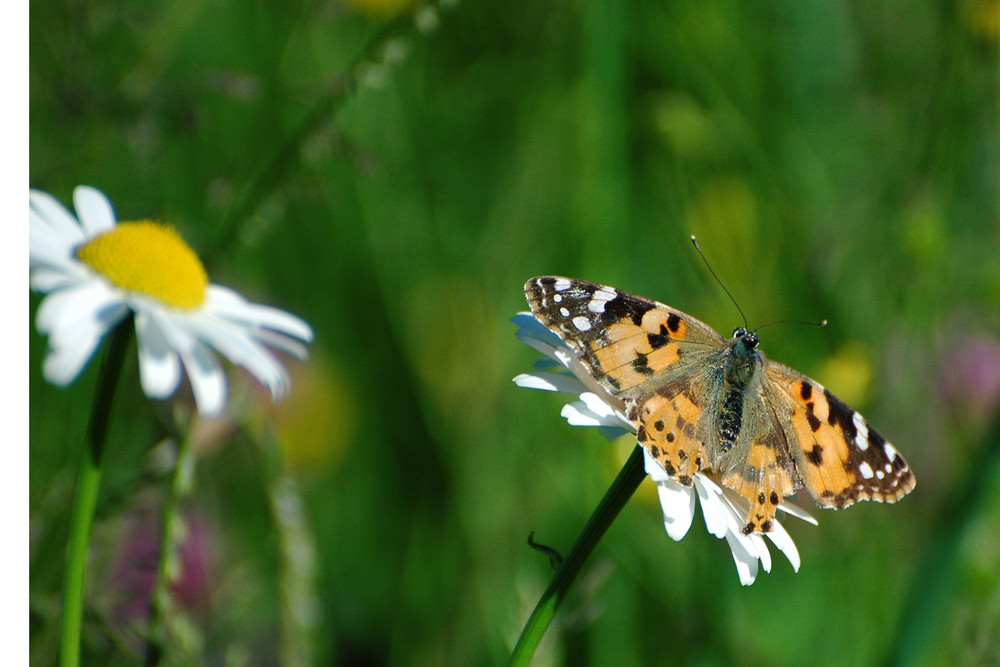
[554,278,572,292]
[572,316,592,332]
[559,307,570,318]
[853,413,869,450]
[587,288,617,314]
[876,470,885,479]
[553,294,562,303]
[858,461,875,479]
[883,443,902,465]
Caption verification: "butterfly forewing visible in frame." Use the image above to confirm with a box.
[524,277,724,400]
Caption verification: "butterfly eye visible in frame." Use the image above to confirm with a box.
[732,328,760,350]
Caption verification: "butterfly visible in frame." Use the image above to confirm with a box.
[525,276,915,534]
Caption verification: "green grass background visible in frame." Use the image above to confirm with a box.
[30,1,1000,664]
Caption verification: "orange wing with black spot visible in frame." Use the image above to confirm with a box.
[524,276,724,400]
[763,362,916,509]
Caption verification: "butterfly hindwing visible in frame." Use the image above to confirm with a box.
[632,387,709,487]
[711,387,800,533]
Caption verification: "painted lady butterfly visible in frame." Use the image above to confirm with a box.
[525,276,915,534]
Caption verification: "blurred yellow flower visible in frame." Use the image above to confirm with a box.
[821,341,873,408]
[270,354,357,473]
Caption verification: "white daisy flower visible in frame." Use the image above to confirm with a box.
[30,185,314,417]
[512,311,816,585]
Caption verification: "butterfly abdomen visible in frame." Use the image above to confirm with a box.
[719,388,743,452]
[716,328,762,453]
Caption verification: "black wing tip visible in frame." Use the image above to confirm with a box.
[525,276,558,291]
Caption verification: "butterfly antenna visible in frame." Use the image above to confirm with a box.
[690,235,748,329]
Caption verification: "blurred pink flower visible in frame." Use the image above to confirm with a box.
[940,334,1000,419]
[110,509,215,626]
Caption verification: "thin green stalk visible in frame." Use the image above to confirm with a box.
[203,10,415,267]
[144,415,195,667]
[257,429,319,667]
[508,445,646,666]
[60,319,133,667]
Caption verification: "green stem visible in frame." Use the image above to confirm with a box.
[508,445,646,666]
[256,429,319,667]
[60,319,133,667]
[144,414,195,667]
[203,10,414,267]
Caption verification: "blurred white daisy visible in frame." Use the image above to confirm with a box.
[512,311,816,585]
[30,186,314,417]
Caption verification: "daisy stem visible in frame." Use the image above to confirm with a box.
[60,319,133,667]
[508,445,646,666]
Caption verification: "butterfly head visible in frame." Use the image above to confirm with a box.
[726,327,761,387]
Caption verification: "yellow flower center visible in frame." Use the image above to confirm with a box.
[75,220,208,309]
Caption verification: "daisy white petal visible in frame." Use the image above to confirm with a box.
[561,398,631,433]
[73,186,118,236]
[531,357,563,373]
[181,313,292,399]
[764,518,802,572]
[135,311,182,399]
[30,263,91,293]
[30,189,87,245]
[36,281,128,345]
[512,311,563,347]
[251,327,311,361]
[775,499,818,526]
[692,475,730,539]
[205,286,314,344]
[560,400,604,427]
[43,329,107,386]
[179,338,228,417]
[29,216,76,265]
[656,480,697,541]
[645,449,696,540]
[144,307,229,416]
[724,531,761,586]
[38,281,128,385]
[751,534,772,574]
[515,329,563,361]
[513,371,587,395]
[578,392,630,425]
